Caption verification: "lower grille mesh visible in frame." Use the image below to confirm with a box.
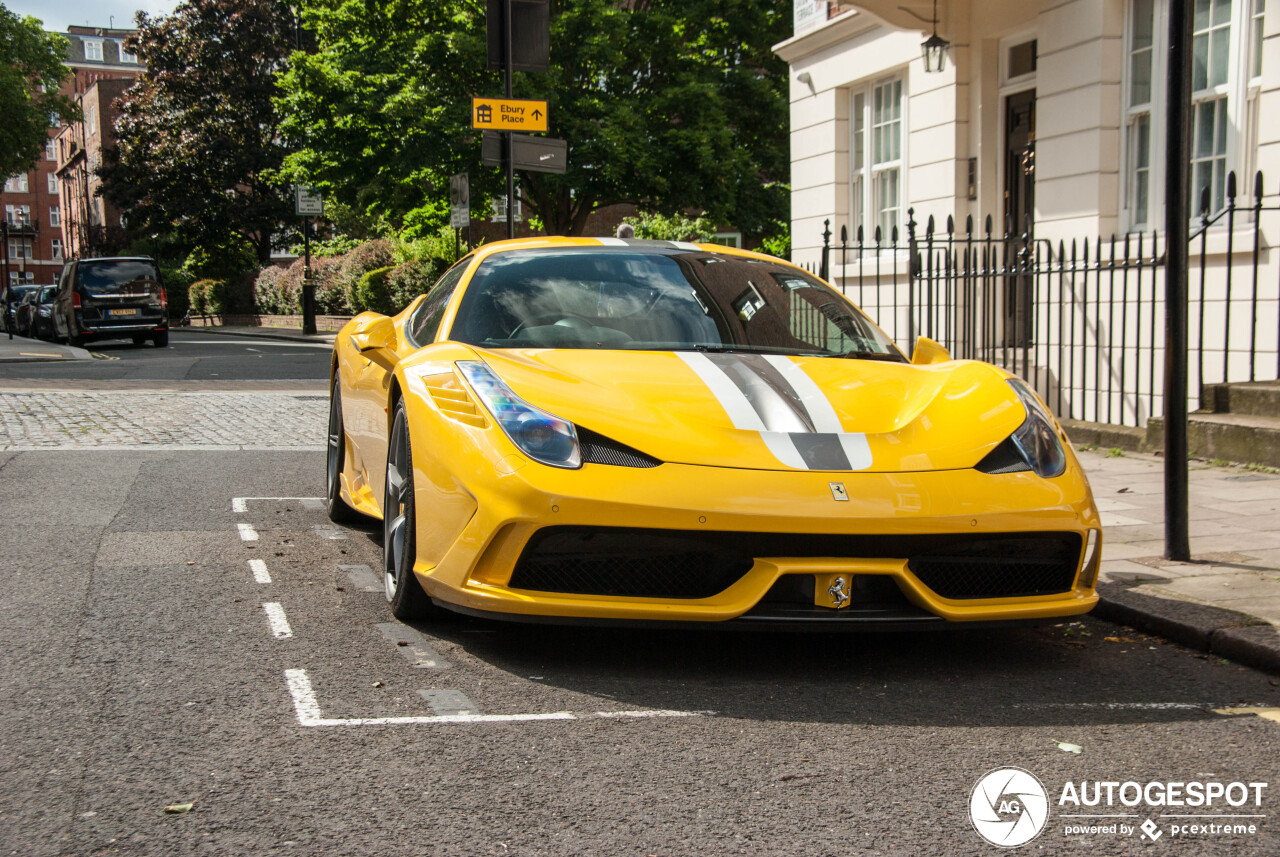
[508,527,1082,600]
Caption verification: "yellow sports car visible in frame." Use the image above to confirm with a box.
[327,237,1101,627]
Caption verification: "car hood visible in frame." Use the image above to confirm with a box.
[475,349,1028,473]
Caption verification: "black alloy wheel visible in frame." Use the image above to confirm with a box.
[325,379,361,524]
[382,399,435,619]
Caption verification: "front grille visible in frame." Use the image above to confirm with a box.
[508,526,1082,600]
[509,528,752,598]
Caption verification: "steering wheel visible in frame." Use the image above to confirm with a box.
[509,312,594,336]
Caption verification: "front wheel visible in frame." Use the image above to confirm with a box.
[325,379,361,524]
[152,330,168,347]
[383,399,435,620]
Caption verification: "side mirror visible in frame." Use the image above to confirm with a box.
[351,315,396,352]
[911,336,951,366]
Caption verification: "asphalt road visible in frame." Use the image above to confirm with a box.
[1,446,1279,856]
[1,329,331,382]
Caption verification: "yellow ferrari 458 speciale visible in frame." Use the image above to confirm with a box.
[326,237,1101,628]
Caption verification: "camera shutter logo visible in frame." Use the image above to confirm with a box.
[970,767,1050,847]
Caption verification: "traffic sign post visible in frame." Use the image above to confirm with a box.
[449,173,471,255]
[294,185,323,335]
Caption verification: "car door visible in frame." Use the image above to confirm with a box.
[53,263,75,340]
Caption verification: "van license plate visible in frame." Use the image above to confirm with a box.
[110,308,139,316]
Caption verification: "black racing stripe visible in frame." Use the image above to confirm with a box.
[705,353,816,433]
[789,432,851,470]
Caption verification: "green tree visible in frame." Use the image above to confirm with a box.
[99,0,296,264]
[278,0,789,238]
[0,10,78,179]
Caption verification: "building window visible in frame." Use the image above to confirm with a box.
[5,205,31,227]
[708,232,743,248]
[45,140,56,161]
[87,110,97,136]
[83,39,103,61]
[119,41,137,63]
[1125,0,1259,228]
[47,173,57,194]
[51,239,63,262]
[490,195,523,222]
[50,207,61,227]
[9,271,35,286]
[4,174,30,193]
[849,76,905,241]
[8,238,33,260]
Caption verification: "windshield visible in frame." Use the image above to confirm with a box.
[450,247,902,360]
[76,260,161,296]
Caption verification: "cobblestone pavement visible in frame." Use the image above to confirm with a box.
[0,390,327,450]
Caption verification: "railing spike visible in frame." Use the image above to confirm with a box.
[926,214,935,237]
[1199,185,1211,221]
[1255,170,1264,202]
[965,213,973,235]
[1227,170,1237,200]
[984,213,993,236]
[840,224,848,243]
[946,214,954,234]
[874,225,882,244]
[856,224,864,243]
[892,224,899,243]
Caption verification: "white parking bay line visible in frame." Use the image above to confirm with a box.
[375,623,451,669]
[313,524,348,541]
[231,496,326,513]
[249,559,272,584]
[263,603,293,639]
[237,523,259,542]
[283,669,711,728]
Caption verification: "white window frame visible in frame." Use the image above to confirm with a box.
[83,39,103,61]
[51,238,63,262]
[47,173,57,194]
[847,73,907,245]
[118,41,137,63]
[4,174,29,193]
[489,195,523,223]
[49,207,61,227]
[6,205,31,227]
[1122,0,1259,231]
[45,140,56,161]
[709,232,743,248]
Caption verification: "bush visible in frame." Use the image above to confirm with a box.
[386,259,446,312]
[252,265,297,315]
[338,240,395,312]
[625,211,718,243]
[188,279,228,316]
[355,266,395,316]
[162,266,194,320]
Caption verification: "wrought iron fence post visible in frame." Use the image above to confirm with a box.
[907,208,919,348]
[820,219,831,282]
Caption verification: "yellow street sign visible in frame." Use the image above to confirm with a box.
[471,97,549,133]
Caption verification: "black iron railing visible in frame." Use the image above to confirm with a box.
[813,170,1280,427]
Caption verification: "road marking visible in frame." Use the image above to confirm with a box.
[263,603,293,638]
[237,523,258,541]
[595,709,713,719]
[341,564,381,592]
[313,524,348,540]
[283,669,710,728]
[376,623,451,669]
[249,559,272,584]
[232,496,326,513]
[1213,706,1280,724]
[419,689,480,716]
[1014,702,1237,711]
[176,339,334,349]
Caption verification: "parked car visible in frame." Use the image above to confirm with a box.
[13,287,43,337]
[1,284,39,336]
[26,285,59,341]
[53,257,169,347]
[327,237,1102,629]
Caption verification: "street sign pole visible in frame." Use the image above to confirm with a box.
[303,215,315,335]
[504,0,515,241]
[2,220,11,340]
[1164,0,1192,561]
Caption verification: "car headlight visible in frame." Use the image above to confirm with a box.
[1007,378,1067,478]
[458,361,581,469]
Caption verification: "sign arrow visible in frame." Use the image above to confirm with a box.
[532,108,543,120]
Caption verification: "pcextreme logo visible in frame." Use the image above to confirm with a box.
[969,767,1269,847]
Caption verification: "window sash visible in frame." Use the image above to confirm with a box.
[849,77,905,242]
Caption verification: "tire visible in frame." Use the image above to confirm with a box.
[382,399,436,620]
[325,379,362,524]
[152,330,169,347]
[132,335,147,346]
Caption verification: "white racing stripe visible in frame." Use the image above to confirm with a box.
[676,352,766,431]
[594,237,628,246]
[283,669,710,727]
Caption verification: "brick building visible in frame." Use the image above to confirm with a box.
[0,25,141,287]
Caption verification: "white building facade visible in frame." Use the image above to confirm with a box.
[775,0,1280,427]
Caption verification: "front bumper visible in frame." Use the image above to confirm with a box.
[403,391,1102,625]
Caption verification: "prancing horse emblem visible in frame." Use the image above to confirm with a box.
[828,576,850,608]
[829,482,849,501]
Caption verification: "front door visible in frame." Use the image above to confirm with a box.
[1003,89,1035,348]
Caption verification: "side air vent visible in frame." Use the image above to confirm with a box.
[425,376,488,428]
[578,427,662,468]
[975,435,1031,474]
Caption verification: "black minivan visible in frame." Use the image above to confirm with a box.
[53,257,169,347]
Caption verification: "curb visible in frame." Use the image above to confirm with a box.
[1094,582,1280,675]
[0,343,95,363]
[180,325,336,345]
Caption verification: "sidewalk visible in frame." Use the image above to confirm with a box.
[0,333,92,363]
[1080,447,1280,673]
[178,323,337,345]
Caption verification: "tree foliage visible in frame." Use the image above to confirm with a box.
[278,0,790,237]
[99,0,297,264]
[0,10,78,179]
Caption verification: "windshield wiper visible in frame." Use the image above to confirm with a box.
[839,350,907,362]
